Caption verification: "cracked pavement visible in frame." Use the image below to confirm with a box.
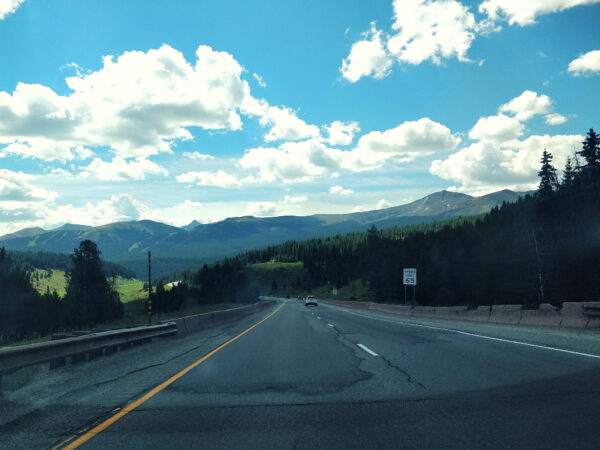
[2,299,600,449]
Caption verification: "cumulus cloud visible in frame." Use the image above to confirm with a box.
[376,199,392,209]
[240,139,343,183]
[0,43,324,168]
[340,22,393,82]
[0,45,258,161]
[329,185,354,195]
[81,157,168,181]
[258,105,321,143]
[545,113,568,125]
[176,169,242,188]
[340,1,479,81]
[340,0,599,81]
[387,0,477,65]
[347,118,460,169]
[469,114,524,142]
[0,169,58,202]
[498,90,552,121]
[568,50,600,76]
[479,0,600,26]
[431,134,583,194]
[244,201,283,217]
[0,0,24,20]
[323,121,360,146]
[284,195,308,204]
[182,151,215,160]
[240,118,458,183]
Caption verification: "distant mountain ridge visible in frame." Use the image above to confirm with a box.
[0,189,526,278]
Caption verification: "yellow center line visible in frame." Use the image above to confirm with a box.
[62,302,284,449]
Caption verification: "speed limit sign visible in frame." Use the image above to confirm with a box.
[403,268,417,285]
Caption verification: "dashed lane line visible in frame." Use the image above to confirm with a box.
[357,343,378,356]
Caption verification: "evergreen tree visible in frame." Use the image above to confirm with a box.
[578,128,600,168]
[64,240,123,327]
[538,149,558,196]
[561,157,576,188]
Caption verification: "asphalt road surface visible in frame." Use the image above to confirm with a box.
[3,299,600,449]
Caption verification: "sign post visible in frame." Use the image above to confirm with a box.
[148,251,152,325]
[403,268,417,306]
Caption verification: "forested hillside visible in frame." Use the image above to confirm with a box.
[6,250,135,278]
[194,128,600,308]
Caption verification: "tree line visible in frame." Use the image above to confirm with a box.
[0,240,123,344]
[6,249,135,278]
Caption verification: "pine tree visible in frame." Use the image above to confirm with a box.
[578,128,600,168]
[64,240,123,327]
[561,157,575,188]
[538,149,558,196]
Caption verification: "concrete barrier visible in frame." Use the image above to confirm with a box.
[584,302,600,328]
[490,304,522,324]
[468,305,491,322]
[369,303,411,316]
[519,303,562,327]
[322,298,600,329]
[411,306,436,317]
[560,302,589,328]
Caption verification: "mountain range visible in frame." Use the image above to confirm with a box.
[0,189,525,278]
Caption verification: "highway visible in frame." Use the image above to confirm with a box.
[2,298,600,449]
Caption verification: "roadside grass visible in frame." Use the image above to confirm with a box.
[30,267,149,303]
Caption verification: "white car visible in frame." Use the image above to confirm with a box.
[305,295,318,306]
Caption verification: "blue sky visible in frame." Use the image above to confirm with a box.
[0,0,599,234]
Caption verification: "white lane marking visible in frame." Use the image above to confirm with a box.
[357,343,378,356]
[322,304,600,360]
[328,323,334,327]
[317,316,321,319]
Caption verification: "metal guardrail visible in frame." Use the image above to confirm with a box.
[0,322,177,376]
[582,303,600,316]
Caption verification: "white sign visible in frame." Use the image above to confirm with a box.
[332,289,338,296]
[403,268,417,285]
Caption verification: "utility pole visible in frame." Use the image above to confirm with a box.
[148,250,152,325]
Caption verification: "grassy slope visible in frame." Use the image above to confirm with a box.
[30,268,150,303]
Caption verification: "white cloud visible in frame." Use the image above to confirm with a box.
[240,118,458,183]
[81,157,168,181]
[0,0,24,20]
[244,201,283,217]
[568,50,600,76]
[469,114,524,142]
[545,113,568,125]
[182,151,215,160]
[284,195,307,204]
[253,73,266,87]
[259,105,321,143]
[324,121,360,146]
[0,169,57,202]
[329,185,354,195]
[479,0,600,26]
[431,134,583,194]
[347,117,460,170]
[498,90,552,121]
[240,139,344,183]
[376,199,392,209]
[387,0,477,65]
[0,44,260,160]
[176,169,242,188]
[340,22,393,82]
